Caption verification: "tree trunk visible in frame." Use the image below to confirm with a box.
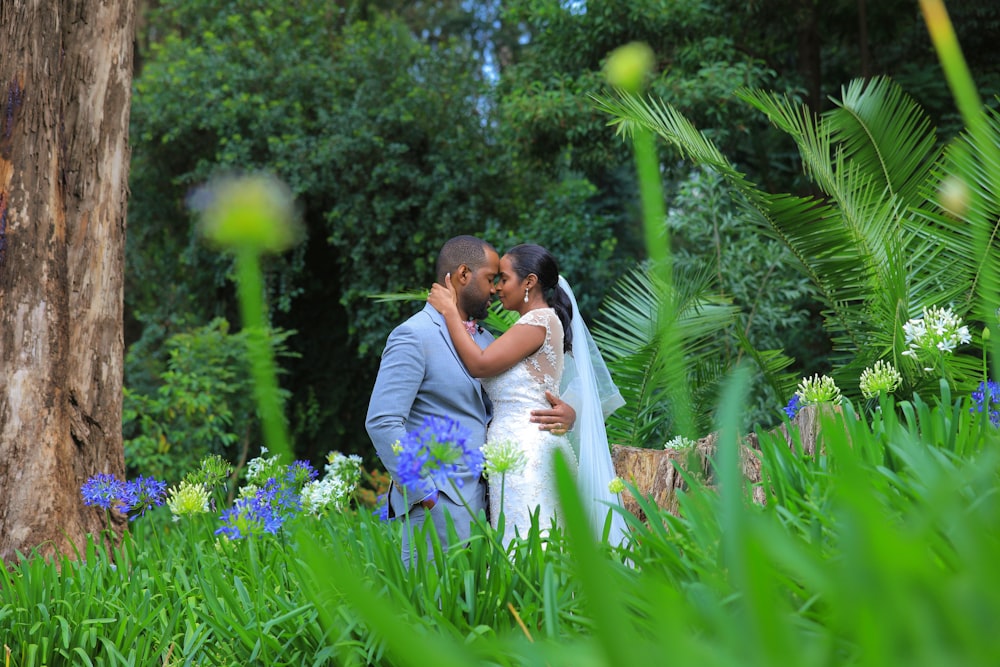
[0,0,133,561]
[612,404,836,521]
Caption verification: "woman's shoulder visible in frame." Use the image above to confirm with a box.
[517,307,557,326]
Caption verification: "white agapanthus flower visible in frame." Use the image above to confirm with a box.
[300,452,363,516]
[795,374,843,406]
[901,305,971,366]
[481,439,527,477]
[859,360,903,399]
[664,435,697,450]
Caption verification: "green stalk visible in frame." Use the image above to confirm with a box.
[633,124,694,439]
[234,246,291,462]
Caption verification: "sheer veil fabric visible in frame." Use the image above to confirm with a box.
[558,276,630,546]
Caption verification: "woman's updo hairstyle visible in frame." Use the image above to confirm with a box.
[505,243,573,352]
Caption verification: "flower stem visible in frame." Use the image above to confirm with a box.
[234,247,291,462]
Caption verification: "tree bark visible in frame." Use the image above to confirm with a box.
[0,0,133,561]
[612,404,836,521]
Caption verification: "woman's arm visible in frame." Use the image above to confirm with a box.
[428,275,545,377]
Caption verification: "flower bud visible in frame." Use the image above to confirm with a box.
[938,175,970,219]
[195,173,301,254]
[984,326,991,342]
[604,42,655,93]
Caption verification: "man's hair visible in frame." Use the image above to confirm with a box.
[436,235,494,282]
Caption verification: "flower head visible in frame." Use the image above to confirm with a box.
[901,305,972,363]
[481,439,527,478]
[121,476,168,520]
[795,374,842,407]
[284,460,319,491]
[245,449,284,487]
[184,454,233,489]
[859,360,903,399]
[664,435,696,450]
[970,380,1000,427]
[81,474,126,510]
[608,477,626,494]
[374,493,390,522]
[216,478,300,539]
[783,394,803,419]
[300,453,362,516]
[194,173,301,254]
[166,480,211,520]
[396,416,484,497]
[604,42,656,92]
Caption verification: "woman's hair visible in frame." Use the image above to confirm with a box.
[505,243,573,352]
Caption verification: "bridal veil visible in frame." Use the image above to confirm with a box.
[558,276,630,546]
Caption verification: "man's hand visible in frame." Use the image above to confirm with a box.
[419,489,438,510]
[530,390,577,435]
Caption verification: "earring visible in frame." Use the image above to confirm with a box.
[524,287,530,303]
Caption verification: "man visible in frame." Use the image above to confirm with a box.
[366,235,575,562]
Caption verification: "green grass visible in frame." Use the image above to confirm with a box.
[3,380,1000,665]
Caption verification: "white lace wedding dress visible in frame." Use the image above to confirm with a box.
[481,308,578,539]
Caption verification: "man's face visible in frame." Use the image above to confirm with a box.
[458,248,499,321]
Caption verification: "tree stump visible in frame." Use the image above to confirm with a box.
[610,404,833,521]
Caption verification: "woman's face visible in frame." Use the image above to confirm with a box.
[495,254,527,312]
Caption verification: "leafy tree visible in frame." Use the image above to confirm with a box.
[123,319,298,483]
[128,0,625,462]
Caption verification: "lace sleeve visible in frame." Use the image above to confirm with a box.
[517,308,553,331]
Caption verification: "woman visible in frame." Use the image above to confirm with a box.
[428,244,628,545]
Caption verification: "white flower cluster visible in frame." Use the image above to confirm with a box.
[859,360,903,399]
[902,305,971,365]
[664,435,697,450]
[245,448,284,487]
[481,439,527,477]
[301,452,363,517]
[795,374,843,406]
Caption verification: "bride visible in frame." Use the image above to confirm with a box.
[428,243,628,545]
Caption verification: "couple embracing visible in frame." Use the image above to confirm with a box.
[366,235,627,561]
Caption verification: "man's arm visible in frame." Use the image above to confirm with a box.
[365,325,437,503]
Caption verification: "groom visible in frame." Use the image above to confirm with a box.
[366,235,575,562]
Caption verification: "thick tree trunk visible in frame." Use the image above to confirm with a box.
[0,0,133,561]
[612,405,835,521]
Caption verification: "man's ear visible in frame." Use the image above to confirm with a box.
[453,264,471,285]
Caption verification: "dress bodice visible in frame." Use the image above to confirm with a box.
[481,308,563,419]
[481,308,574,540]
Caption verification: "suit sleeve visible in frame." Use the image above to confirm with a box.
[365,324,436,500]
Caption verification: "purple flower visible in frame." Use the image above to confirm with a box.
[82,474,126,510]
[783,394,802,419]
[121,476,168,520]
[971,380,1000,426]
[374,493,390,522]
[216,478,301,539]
[396,415,484,498]
[284,460,319,489]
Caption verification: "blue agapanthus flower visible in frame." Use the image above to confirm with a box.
[374,493,390,522]
[81,473,126,510]
[284,460,319,489]
[216,478,301,539]
[396,415,484,498]
[120,475,168,520]
[783,394,802,419]
[971,380,1000,426]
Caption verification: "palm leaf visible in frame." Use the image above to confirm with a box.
[596,77,994,397]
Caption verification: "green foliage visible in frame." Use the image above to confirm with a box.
[596,75,1000,406]
[8,373,1000,665]
[123,318,296,482]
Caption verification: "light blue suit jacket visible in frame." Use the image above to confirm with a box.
[366,304,492,523]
